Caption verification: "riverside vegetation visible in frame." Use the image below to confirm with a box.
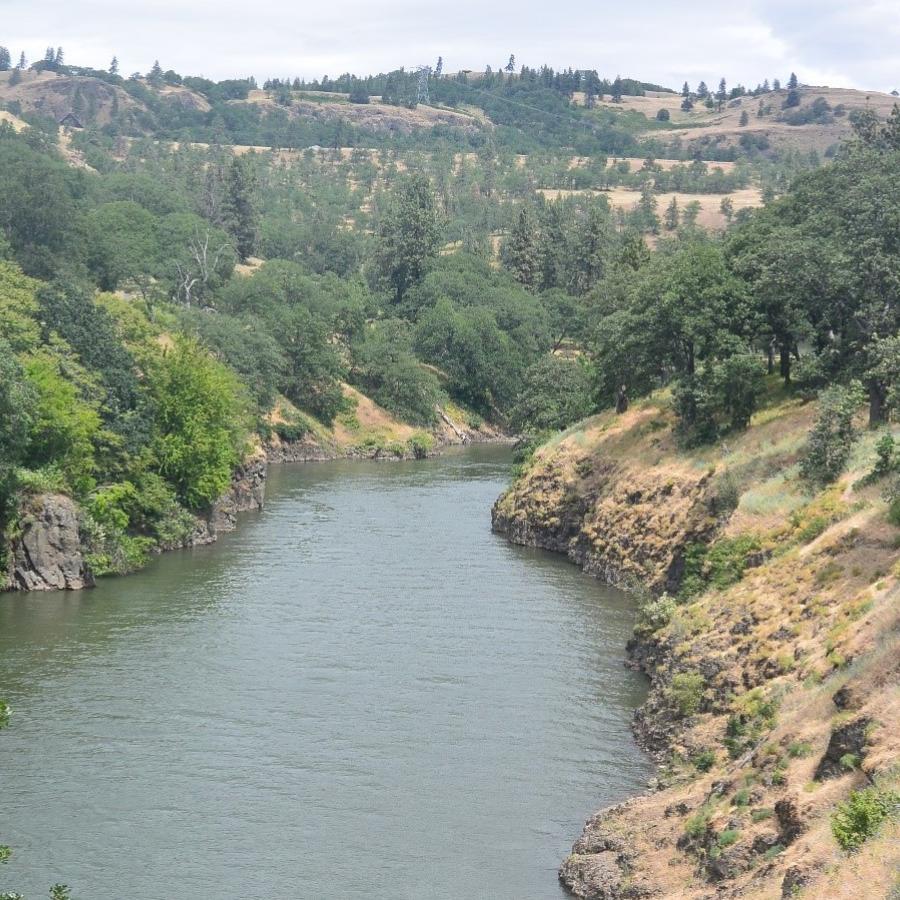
[1,47,899,899]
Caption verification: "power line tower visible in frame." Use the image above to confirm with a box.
[415,65,431,105]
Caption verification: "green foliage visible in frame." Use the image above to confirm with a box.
[509,356,594,434]
[831,787,899,852]
[635,592,678,638]
[148,338,250,508]
[680,534,762,598]
[684,803,714,839]
[668,672,706,717]
[693,749,717,772]
[372,174,443,304]
[724,688,779,757]
[352,320,442,425]
[800,383,865,487]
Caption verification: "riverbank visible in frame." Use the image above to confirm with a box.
[2,389,511,593]
[492,390,900,898]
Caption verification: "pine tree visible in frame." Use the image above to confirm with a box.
[739,110,749,126]
[762,78,770,92]
[148,60,163,87]
[697,80,708,99]
[612,75,623,103]
[505,54,515,74]
[109,55,119,76]
[55,47,64,66]
[0,47,10,71]
[788,72,798,89]
[435,56,443,77]
[681,96,694,111]
[772,78,781,91]
[664,196,680,230]
[716,78,727,109]
[682,81,690,97]
[506,207,539,290]
[17,51,27,70]
[225,156,259,261]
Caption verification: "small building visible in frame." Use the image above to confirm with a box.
[58,112,83,128]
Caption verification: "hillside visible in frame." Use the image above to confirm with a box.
[493,389,900,899]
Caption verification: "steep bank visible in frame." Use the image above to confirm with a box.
[493,390,899,898]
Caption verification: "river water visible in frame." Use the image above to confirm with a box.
[0,446,650,900]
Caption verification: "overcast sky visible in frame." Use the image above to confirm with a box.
[3,0,899,93]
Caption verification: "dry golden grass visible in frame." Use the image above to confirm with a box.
[535,186,763,228]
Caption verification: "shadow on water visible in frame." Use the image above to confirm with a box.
[1,444,651,900]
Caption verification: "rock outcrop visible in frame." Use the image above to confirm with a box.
[6,494,93,591]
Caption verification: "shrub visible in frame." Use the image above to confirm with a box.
[635,592,678,637]
[668,672,706,717]
[685,803,714,839]
[407,432,434,459]
[831,787,899,851]
[724,688,779,757]
[679,534,762,598]
[800,383,865,487]
[656,108,670,121]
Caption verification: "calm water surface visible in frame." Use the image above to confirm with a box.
[0,446,650,899]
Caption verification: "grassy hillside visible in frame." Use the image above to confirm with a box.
[494,385,900,898]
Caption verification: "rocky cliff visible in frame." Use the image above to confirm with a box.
[494,394,900,899]
[5,494,93,591]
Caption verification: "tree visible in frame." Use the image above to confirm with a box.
[612,75,623,103]
[54,47,64,67]
[109,55,119,76]
[349,81,369,104]
[788,72,798,90]
[505,207,539,290]
[0,47,10,72]
[800,383,865,486]
[373,174,443,305]
[664,196,680,230]
[224,155,259,262]
[772,78,781,91]
[148,60,163,87]
[509,355,594,433]
[681,96,694,111]
[656,108,670,121]
[8,66,21,86]
[739,110,749,126]
[506,54,515,74]
[681,81,690,98]
[716,78,727,109]
[784,88,800,108]
[149,338,250,508]
[0,339,35,513]
[719,196,734,223]
[697,80,709,99]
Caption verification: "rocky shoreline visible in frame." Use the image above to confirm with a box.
[3,425,511,593]
[490,404,899,899]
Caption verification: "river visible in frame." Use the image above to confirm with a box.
[0,446,651,900]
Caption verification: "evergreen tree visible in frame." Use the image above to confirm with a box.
[435,56,443,77]
[788,72,798,89]
[716,78,727,108]
[762,78,770,92]
[772,78,781,91]
[373,174,443,305]
[109,55,119,76]
[681,96,694,111]
[739,110,749,126]
[17,51,27,70]
[664,196,680,230]
[505,54,515,74]
[9,66,21,86]
[681,81,690,97]
[505,207,539,290]
[224,156,259,262]
[148,60,163,87]
[54,47,64,67]
[0,47,10,71]
[697,80,709,98]
[612,75,623,103]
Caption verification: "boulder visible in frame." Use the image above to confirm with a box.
[8,494,93,591]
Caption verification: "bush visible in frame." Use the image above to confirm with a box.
[635,592,678,637]
[800,383,865,487]
[508,355,594,434]
[693,749,717,772]
[656,108,670,121]
[407,432,434,459]
[679,534,762,598]
[668,672,706,717]
[831,787,898,851]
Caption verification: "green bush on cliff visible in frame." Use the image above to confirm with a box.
[831,786,899,852]
[668,672,706,717]
[680,534,763,598]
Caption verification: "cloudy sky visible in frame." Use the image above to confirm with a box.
[3,0,899,93]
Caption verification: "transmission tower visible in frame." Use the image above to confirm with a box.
[415,65,431,105]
